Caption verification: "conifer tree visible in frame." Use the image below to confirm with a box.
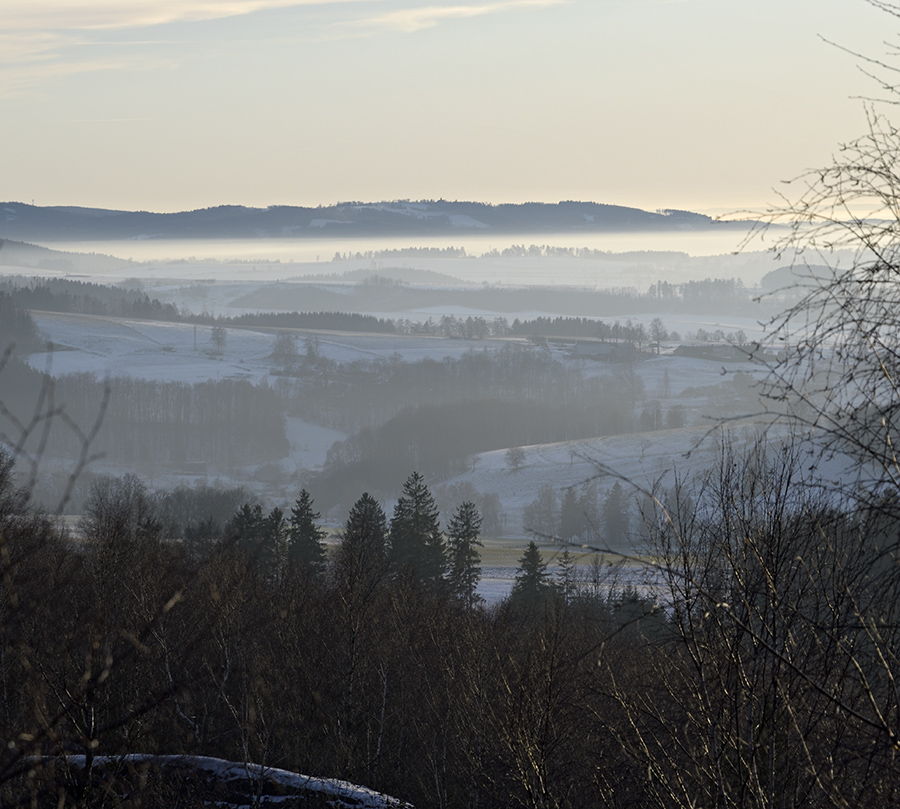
[227,502,265,555]
[336,492,388,595]
[446,501,483,609]
[389,471,445,586]
[601,482,630,549]
[261,506,288,577]
[558,487,582,541]
[557,548,576,605]
[510,540,554,613]
[288,488,328,577]
[228,502,288,575]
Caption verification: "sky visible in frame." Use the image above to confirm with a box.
[0,0,894,214]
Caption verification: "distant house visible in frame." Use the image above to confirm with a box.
[571,341,637,361]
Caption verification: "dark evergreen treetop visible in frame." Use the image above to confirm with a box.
[510,540,555,614]
[288,489,328,577]
[227,502,265,546]
[336,492,388,595]
[226,502,286,576]
[389,472,445,586]
[601,482,631,548]
[446,501,483,610]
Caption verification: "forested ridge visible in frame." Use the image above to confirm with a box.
[0,200,736,241]
[1,274,760,337]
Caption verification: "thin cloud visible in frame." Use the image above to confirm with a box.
[0,57,129,97]
[0,29,177,97]
[1,1,375,33]
[343,0,567,34]
[0,30,78,63]
[0,1,361,95]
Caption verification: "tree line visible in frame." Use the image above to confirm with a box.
[1,273,763,340]
[0,277,182,321]
[286,341,648,433]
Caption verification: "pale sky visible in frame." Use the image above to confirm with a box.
[0,0,893,213]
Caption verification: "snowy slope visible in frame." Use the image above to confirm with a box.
[449,420,857,544]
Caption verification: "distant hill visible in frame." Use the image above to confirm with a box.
[0,238,133,272]
[0,200,750,242]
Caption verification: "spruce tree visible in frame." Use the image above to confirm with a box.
[389,471,445,586]
[226,502,285,576]
[261,506,287,576]
[510,540,554,614]
[557,548,576,605]
[287,489,328,577]
[227,502,265,556]
[601,482,631,549]
[446,501,483,609]
[336,492,388,595]
[558,487,582,541]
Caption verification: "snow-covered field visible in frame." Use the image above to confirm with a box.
[22,308,787,532]
[29,309,771,390]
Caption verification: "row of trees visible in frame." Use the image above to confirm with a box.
[218,472,486,609]
[523,481,631,547]
[2,272,759,346]
[292,342,648,434]
[77,469,490,610]
[1,358,289,482]
[0,277,181,320]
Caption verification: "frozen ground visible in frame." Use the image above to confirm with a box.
[29,310,771,395]
[27,311,506,382]
[444,422,768,543]
[284,417,348,475]
[30,312,273,383]
[23,309,786,525]
[477,561,667,605]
